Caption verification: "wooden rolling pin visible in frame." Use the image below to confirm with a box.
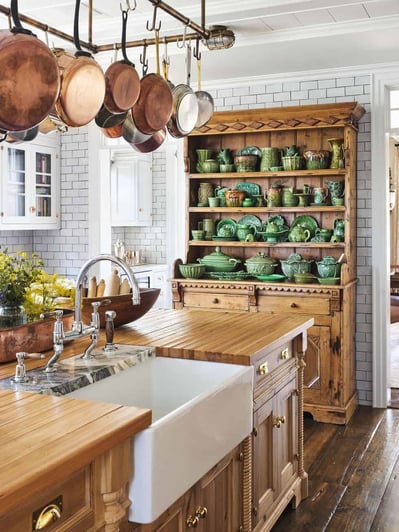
[103,269,120,296]
[119,278,131,295]
[96,279,105,297]
[87,276,97,298]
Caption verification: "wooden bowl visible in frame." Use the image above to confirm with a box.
[82,288,160,328]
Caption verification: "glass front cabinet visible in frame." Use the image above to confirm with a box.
[0,142,60,230]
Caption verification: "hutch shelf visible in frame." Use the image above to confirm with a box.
[172,102,365,426]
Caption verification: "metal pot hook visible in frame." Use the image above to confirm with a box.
[146,5,161,32]
[140,40,149,76]
[120,0,136,12]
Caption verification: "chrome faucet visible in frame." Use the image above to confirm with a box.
[45,254,140,372]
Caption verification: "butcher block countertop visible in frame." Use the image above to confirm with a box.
[0,308,313,519]
[112,308,314,366]
[0,390,151,517]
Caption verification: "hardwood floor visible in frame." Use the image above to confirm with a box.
[273,406,399,531]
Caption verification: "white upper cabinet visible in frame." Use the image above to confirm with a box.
[0,141,60,230]
[110,152,153,227]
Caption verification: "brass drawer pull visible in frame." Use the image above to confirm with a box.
[281,348,289,360]
[258,362,268,375]
[212,298,219,304]
[290,302,297,308]
[33,503,62,530]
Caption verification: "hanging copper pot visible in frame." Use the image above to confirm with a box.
[54,0,105,127]
[0,0,60,132]
[103,9,140,114]
[132,29,173,135]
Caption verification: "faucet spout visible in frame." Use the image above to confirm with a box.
[45,254,140,371]
[73,254,140,333]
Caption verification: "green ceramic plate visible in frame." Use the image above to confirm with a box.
[209,271,252,281]
[235,182,260,198]
[290,215,319,237]
[256,274,287,282]
[216,218,237,237]
[237,146,261,158]
[267,215,286,227]
[237,214,262,228]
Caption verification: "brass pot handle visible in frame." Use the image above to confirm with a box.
[34,503,61,530]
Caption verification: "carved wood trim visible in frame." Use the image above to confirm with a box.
[241,435,252,532]
[191,102,365,136]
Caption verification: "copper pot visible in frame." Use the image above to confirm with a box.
[54,48,105,128]
[132,30,173,134]
[0,0,60,132]
[131,127,167,153]
[103,9,140,114]
[53,0,105,127]
[101,123,123,139]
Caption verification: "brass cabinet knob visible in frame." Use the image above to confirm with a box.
[290,302,297,308]
[272,415,286,429]
[186,515,199,528]
[212,298,219,304]
[196,506,208,519]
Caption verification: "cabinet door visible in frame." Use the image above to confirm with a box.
[304,324,332,406]
[0,143,59,229]
[110,154,152,227]
[150,267,171,309]
[252,375,298,529]
[191,445,243,532]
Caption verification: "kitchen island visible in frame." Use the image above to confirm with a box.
[0,308,313,531]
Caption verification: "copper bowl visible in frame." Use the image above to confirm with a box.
[224,189,246,207]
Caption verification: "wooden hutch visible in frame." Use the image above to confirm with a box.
[171,102,365,426]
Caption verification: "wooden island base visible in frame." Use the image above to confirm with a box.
[0,308,313,532]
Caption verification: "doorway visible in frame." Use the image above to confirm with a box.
[372,73,399,409]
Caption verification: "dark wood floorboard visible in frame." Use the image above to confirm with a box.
[273,407,399,532]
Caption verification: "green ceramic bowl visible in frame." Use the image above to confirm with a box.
[179,263,206,279]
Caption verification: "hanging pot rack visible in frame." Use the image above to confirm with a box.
[0,0,216,54]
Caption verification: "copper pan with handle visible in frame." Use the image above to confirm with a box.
[132,29,173,135]
[103,8,140,114]
[54,0,105,128]
[0,0,60,132]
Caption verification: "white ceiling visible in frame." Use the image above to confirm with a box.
[6,0,399,82]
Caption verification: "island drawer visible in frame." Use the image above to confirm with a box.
[0,466,93,532]
[182,291,250,311]
[257,294,331,316]
[253,341,294,391]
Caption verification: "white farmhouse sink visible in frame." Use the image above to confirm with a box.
[67,355,253,524]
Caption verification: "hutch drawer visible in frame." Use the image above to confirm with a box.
[257,293,331,316]
[183,290,250,311]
